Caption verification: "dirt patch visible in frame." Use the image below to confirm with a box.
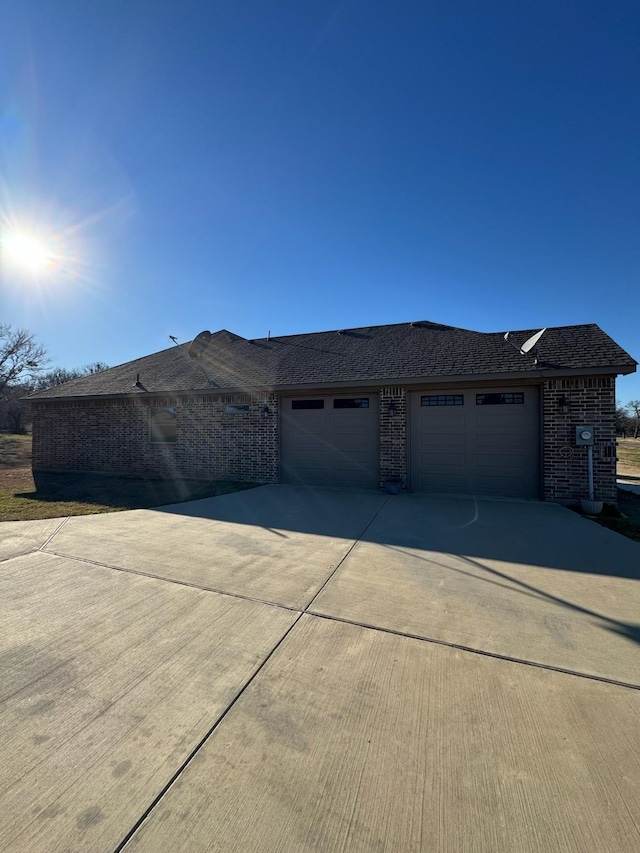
[0,466,36,492]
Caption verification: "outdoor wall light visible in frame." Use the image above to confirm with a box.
[388,400,397,417]
[558,396,570,415]
[262,405,271,418]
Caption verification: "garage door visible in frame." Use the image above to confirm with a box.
[410,387,540,498]
[281,395,379,488]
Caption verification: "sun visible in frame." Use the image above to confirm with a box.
[2,231,54,274]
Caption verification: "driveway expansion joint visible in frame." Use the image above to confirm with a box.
[41,548,302,612]
[307,610,640,692]
[40,541,640,693]
[302,495,391,612]
[38,516,70,550]
[111,612,304,853]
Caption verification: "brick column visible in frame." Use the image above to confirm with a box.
[252,394,279,483]
[543,376,617,503]
[379,387,407,488]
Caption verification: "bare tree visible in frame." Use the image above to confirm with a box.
[615,401,631,437]
[629,400,640,440]
[0,341,108,432]
[0,383,32,433]
[34,361,109,391]
[0,325,49,396]
[84,361,109,374]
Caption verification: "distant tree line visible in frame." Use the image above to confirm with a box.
[617,400,640,439]
[0,324,108,433]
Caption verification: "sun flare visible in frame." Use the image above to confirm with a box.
[2,231,53,274]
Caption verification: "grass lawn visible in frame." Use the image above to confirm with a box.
[0,433,256,522]
[617,437,640,477]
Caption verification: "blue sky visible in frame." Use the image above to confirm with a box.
[1,0,639,401]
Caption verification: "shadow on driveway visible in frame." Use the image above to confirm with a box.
[153,485,640,579]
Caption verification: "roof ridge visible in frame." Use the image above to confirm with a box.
[250,320,464,341]
[481,322,601,336]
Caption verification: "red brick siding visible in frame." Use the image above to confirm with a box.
[32,394,278,484]
[542,376,616,503]
[379,387,407,487]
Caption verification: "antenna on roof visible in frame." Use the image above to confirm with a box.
[504,328,547,366]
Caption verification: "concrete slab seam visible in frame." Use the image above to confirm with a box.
[0,552,31,567]
[302,495,391,612]
[35,545,640,692]
[0,517,70,566]
[111,611,304,853]
[306,610,640,692]
[39,516,71,550]
[40,548,302,613]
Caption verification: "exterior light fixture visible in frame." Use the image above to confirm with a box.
[388,401,397,417]
[262,405,270,418]
[558,396,570,415]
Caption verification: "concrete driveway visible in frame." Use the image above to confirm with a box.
[1,486,639,852]
[618,475,640,495]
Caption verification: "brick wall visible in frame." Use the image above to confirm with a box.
[32,394,279,484]
[32,376,620,502]
[379,387,407,487]
[542,376,617,503]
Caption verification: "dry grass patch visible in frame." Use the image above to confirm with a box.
[0,433,255,521]
[0,432,32,467]
[617,438,640,478]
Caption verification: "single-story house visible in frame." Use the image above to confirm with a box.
[29,320,636,503]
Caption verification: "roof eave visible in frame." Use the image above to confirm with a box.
[27,362,635,403]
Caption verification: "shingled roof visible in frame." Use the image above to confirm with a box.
[29,320,637,400]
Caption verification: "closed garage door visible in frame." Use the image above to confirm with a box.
[410,387,540,498]
[281,395,379,488]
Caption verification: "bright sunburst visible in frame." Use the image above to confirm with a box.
[2,231,54,275]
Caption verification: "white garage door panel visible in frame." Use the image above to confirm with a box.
[281,396,379,488]
[411,387,540,498]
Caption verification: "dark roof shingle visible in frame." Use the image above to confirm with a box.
[29,320,637,400]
